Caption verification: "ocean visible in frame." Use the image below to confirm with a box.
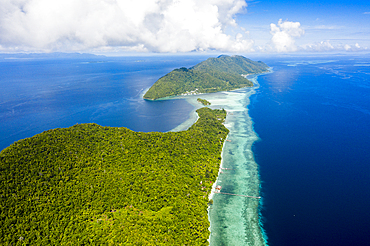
[0,54,206,151]
[1,54,370,245]
[250,55,370,246]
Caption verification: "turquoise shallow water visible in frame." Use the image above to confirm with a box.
[173,77,266,246]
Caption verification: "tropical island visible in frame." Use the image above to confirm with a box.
[143,55,269,100]
[197,98,211,106]
[0,107,228,245]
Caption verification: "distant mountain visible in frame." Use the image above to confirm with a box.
[144,55,269,100]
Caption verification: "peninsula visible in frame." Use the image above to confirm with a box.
[144,55,269,100]
[0,107,228,245]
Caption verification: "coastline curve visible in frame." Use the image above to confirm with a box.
[169,73,270,245]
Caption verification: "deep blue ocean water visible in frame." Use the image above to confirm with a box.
[1,54,370,245]
[250,55,370,246]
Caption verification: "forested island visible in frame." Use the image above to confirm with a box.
[197,98,211,106]
[144,55,269,100]
[0,108,228,245]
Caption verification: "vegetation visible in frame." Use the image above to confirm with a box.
[197,98,211,106]
[144,55,269,100]
[0,107,228,245]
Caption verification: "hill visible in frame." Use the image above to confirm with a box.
[143,55,269,100]
[0,107,228,245]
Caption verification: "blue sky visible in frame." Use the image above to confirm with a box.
[0,0,369,54]
[236,0,370,51]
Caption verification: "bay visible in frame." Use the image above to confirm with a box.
[0,54,207,151]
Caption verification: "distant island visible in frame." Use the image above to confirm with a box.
[0,107,228,245]
[197,98,211,106]
[144,55,269,100]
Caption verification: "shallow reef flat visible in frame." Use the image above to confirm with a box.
[182,76,266,246]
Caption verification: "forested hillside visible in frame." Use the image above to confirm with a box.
[192,55,269,75]
[0,107,228,245]
[143,55,269,100]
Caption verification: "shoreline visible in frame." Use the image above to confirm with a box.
[167,72,270,245]
[204,86,263,245]
[207,137,228,243]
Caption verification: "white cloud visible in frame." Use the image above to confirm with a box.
[269,19,304,52]
[364,12,370,14]
[299,41,367,52]
[300,40,335,52]
[308,25,342,30]
[0,0,254,53]
[344,44,351,51]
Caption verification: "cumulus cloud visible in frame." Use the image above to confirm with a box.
[0,0,254,53]
[300,41,367,52]
[301,40,335,51]
[269,19,304,52]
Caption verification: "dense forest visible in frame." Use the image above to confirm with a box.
[0,107,228,245]
[144,55,269,100]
